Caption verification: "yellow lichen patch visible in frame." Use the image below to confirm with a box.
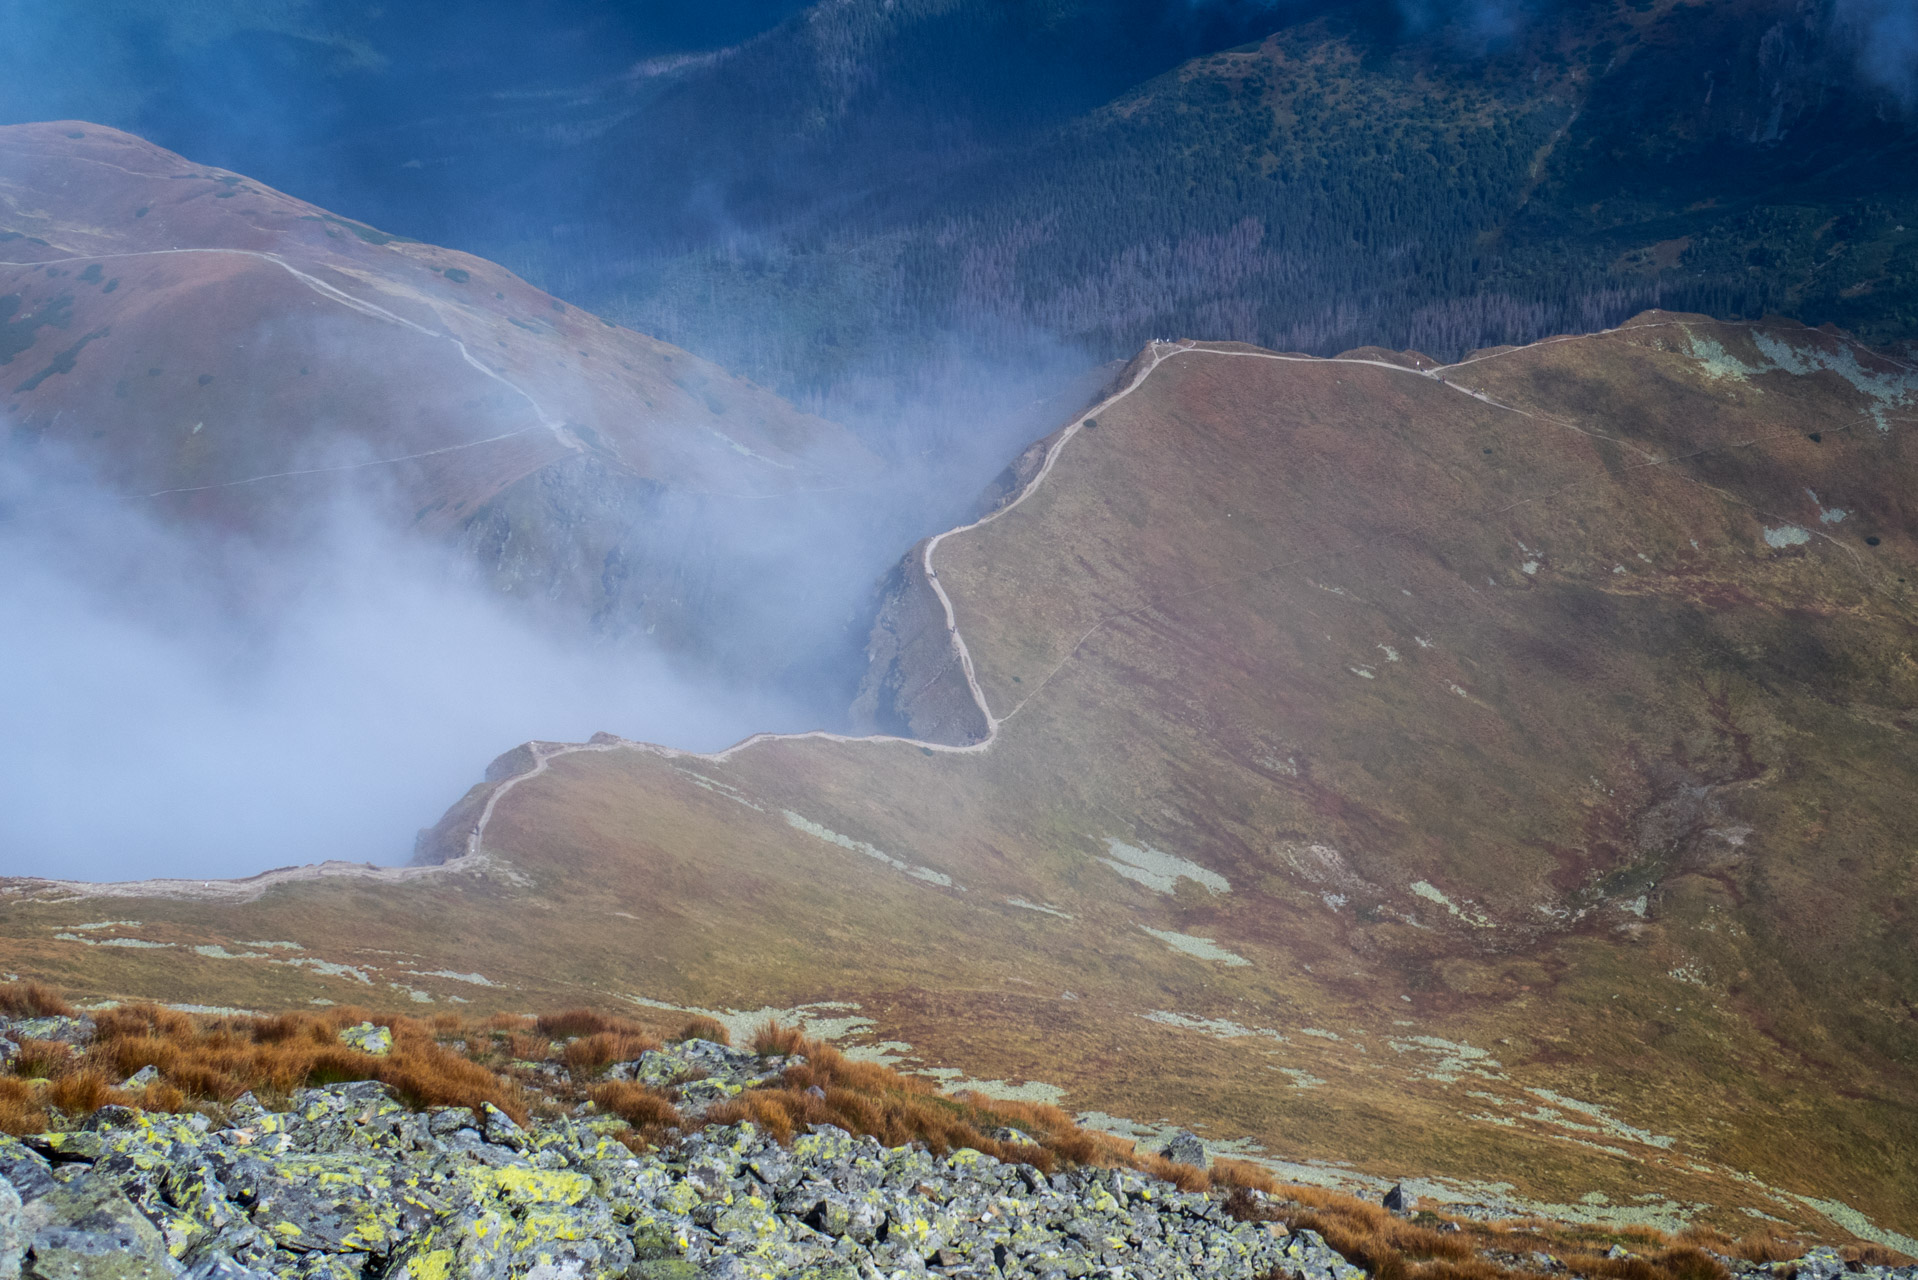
[470,1165,594,1208]
[391,1248,456,1280]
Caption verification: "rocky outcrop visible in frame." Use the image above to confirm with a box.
[0,1085,1358,1279]
[605,1039,801,1116]
[847,548,989,746]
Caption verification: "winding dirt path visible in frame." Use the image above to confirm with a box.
[470,321,1913,857]
[30,319,1903,894]
[0,246,581,485]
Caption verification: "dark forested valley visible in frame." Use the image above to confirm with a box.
[11,0,1915,437]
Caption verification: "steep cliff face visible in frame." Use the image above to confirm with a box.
[0,121,874,675]
[847,547,989,744]
[848,351,1153,743]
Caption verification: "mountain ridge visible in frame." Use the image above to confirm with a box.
[4,310,1914,1243]
[0,120,876,695]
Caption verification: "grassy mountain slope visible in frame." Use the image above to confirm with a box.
[3,313,1913,1242]
[0,121,873,684]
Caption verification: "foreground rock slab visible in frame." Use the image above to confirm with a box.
[0,1083,1355,1279]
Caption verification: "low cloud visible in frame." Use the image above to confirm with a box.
[0,449,799,882]
[1835,0,1918,108]
[1392,0,1531,48]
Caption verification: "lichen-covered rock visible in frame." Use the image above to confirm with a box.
[1160,1127,1208,1169]
[21,1170,180,1279]
[0,1175,24,1280]
[176,1257,267,1280]
[1,1020,94,1050]
[606,1040,800,1116]
[0,1144,54,1207]
[18,1085,1908,1280]
[333,1024,391,1057]
[1792,1247,1866,1280]
[1276,1227,1369,1280]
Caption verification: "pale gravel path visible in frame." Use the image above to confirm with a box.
[0,245,584,481]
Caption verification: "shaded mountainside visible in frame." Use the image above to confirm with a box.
[10,2,1917,420]
[2,313,1914,1244]
[0,121,875,684]
[429,0,1918,400]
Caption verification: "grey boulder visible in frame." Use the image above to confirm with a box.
[21,1171,180,1279]
[1159,1129,1208,1169]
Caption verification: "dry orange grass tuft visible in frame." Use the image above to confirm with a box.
[536,1009,616,1040]
[503,1031,551,1061]
[480,1013,531,1034]
[0,989,530,1133]
[751,1020,807,1058]
[1845,1245,1916,1268]
[10,1039,74,1080]
[0,983,74,1019]
[1677,1226,1805,1265]
[589,1080,683,1151]
[562,1031,661,1079]
[677,1016,730,1046]
[1234,1183,1745,1280]
[0,1077,46,1136]
[590,1080,682,1128]
[705,1026,1208,1179]
[43,1071,139,1117]
[1732,1232,1803,1264]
